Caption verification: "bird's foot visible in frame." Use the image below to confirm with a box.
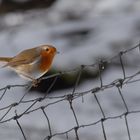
[32,79,41,87]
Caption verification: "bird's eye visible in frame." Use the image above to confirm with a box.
[45,48,49,51]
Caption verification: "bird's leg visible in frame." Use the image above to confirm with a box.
[18,72,40,87]
[32,79,38,87]
[32,79,42,87]
[37,77,42,83]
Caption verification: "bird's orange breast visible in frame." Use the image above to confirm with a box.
[39,56,52,72]
[39,50,55,72]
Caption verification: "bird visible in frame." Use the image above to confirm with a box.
[0,45,58,86]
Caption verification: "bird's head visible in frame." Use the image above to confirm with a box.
[39,45,58,58]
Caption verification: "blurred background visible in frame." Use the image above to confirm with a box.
[0,0,140,140]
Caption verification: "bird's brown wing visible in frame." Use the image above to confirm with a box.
[5,47,40,67]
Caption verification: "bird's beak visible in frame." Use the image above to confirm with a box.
[56,51,60,54]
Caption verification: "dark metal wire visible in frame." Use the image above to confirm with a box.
[0,42,140,140]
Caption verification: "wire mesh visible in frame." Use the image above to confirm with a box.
[1,42,140,140]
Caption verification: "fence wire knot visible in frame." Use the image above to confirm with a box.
[66,94,74,102]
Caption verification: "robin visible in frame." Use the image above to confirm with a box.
[0,45,58,86]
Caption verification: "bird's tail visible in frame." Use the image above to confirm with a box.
[0,57,12,62]
[0,57,12,68]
